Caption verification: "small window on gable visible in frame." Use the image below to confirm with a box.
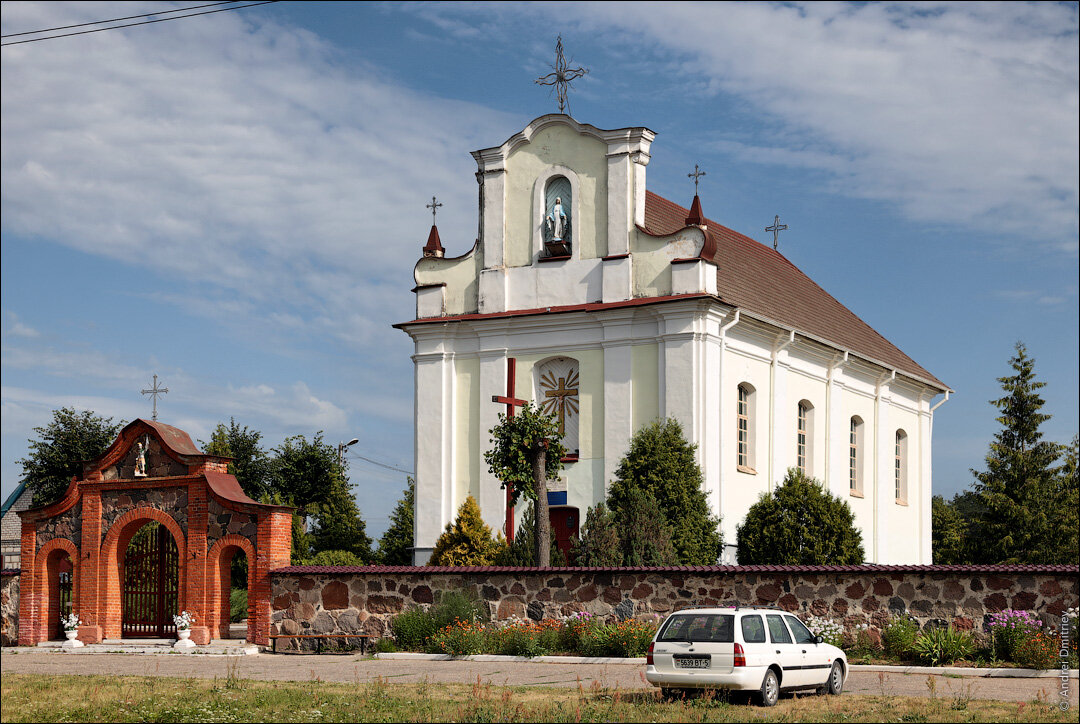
[849,416,864,496]
[537,356,579,456]
[895,430,908,504]
[542,176,572,257]
[737,384,756,472]
[796,401,814,477]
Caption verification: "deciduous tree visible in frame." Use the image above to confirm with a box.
[19,408,123,506]
[202,418,273,500]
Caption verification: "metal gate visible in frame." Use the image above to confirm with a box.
[122,522,179,637]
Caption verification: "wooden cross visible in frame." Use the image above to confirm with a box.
[140,374,168,422]
[491,357,527,541]
[688,164,706,195]
[766,214,788,250]
[426,195,442,224]
[535,35,588,115]
[541,370,579,436]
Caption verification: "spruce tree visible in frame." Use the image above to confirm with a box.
[931,495,966,564]
[428,495,503,566]
[736,468,864,565]
[570,503,622,567]
[607,418,722,564]
[969,343,1063,563]
[616,486,678,566]
[375,478,415,565]
[493,502,564,566]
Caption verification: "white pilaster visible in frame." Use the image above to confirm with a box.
[480,167,505,269]
[412,349,454,563]
[601,317,635,488]
[873,375,894,563]
[825,359,849,500]
[477,347,511,534]
[606,153,632,257]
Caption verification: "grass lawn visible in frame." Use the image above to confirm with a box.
[0,673,1072,723]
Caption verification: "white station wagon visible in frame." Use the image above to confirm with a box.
[645,606,847,706]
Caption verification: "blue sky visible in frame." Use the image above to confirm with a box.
[2,1,1077,539]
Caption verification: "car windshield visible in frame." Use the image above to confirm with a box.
[658,613,734,643]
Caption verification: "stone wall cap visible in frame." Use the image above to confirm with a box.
[271,563,1080,575]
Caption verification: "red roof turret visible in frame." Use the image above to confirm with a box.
[423,225,445,258]
[685,194,706,227]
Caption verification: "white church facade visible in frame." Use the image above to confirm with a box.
[396,114,950,565]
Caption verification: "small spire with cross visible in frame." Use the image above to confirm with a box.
[423,196,446,258]
[688,164,706,195]
[426,195,442,224]
[535,35,588,115]
[766,214,788,251]
[141,374,168,422]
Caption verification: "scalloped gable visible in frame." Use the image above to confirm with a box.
[644,192,947,390]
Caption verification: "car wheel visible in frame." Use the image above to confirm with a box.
[826,661,844,695]
[759,669,779,707]
[660,687,683,701]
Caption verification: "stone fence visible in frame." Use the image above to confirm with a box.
[1,571,19,646]
[268,564,1079,651]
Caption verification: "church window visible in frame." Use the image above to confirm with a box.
[737,384,756,472]
[537,356,580,456]
[849,416,864,495]
[895,430,908,503]
[542,176,572,257]
[796,401,814,476]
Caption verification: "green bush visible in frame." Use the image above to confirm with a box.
[882,614,920,659]
[389,588,488,650]
[1014,631,1059,670]
[372,637,398,654]
[229,588,248,623]
[912,626,973,666]
[426,621,485,656]
[390,607,437,650]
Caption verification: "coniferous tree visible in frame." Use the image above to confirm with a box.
[1054,436,1080,564]
[428,495,503,566]
[607,418,723,564]
[615,486,678,566]
[570,503,622,567]
[931,495,966,564]
[20,408,123,506]
[375,478,415,565]
[736,468,864,565]
[493,502,563,565]
[968,343,1064,563]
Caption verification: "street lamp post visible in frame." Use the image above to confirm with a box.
[338,438,359,465]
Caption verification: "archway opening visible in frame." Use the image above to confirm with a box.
[218,545,252,640]
[44,548,74,641]
[122,521,179,637]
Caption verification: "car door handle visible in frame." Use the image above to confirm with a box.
[775,650,781,654]
[801,650,807,654]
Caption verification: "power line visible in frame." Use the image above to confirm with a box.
[2,2,241,38]
[347,452,413,476]
[1,1,281,47]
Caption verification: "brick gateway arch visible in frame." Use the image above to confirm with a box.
[17,420,292,646]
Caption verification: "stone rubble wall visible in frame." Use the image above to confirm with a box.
[1,573,19,646]
[269,568,1079,651]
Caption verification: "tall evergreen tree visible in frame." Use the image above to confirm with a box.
[570,503,622,567]
[375,477,415,565]
[736,468,864,565]
[1054,436,1080,564]
[19,408,123,506]
[607,418,723,564]
[969,343,1064,563]
[931,495,966,564]
[428,495,503,566]
[615,486,678,566]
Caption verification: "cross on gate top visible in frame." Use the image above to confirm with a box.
[534,35,588,115]
[765,214,788,250]
[688,164,706,195]
[141,374,169,422]
[426,196,442,225]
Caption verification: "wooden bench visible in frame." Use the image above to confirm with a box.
[268,633,374,654]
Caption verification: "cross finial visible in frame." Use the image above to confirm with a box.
[426,195,442,224]
[140,374,169,422]
[535,35,589,115]
[688,164,706,195]
[765,214,788,251]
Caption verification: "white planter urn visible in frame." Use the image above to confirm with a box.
[174,628,196,649]
[61,630,84,649]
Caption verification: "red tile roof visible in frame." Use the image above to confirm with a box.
[272,564,1078,575]
[644,192,947,389]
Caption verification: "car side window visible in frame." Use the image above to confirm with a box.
[741,615,766,643]
[767,614,793,644]
[785,616,816,644]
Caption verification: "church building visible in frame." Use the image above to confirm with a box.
[396,113,950,565]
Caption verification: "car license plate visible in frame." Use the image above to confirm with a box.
[674,656,710,669]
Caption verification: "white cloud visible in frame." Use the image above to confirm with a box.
[3,312,40,338]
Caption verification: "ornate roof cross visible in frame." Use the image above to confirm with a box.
[766,214,788,251]
[141,374,169,422]
[535,35,588,115]
[426,195,442,224]
[688,164,706,195]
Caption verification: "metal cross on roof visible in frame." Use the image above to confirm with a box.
[426,195,442,224]
[766,214,788,251]
[535,35,588,115]
[140,374,169,422]
[688,164,706,195]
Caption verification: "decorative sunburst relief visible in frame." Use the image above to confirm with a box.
[537,357,579,454]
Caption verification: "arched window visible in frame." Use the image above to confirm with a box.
[895,430,908,503]
[737,384,756,472]
[797,401,814,476]
[542,176,572,256]
[849,416,864,495]
[537,356,580,456]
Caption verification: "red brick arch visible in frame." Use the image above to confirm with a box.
[32,537,79,642]
[206,534,256,640]
[99,506,188,639]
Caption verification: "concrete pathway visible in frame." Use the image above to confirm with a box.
[1,650,1076,705]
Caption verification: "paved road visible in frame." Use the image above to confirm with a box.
[1,651,1076,705]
